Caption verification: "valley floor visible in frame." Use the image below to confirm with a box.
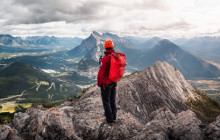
[0,102,32,113]
[189,78,220,101]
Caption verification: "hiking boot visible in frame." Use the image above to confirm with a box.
[106,119,114,123]
[103,120,115,126]
[106,121,114,126]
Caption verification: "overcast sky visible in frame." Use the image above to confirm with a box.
[1,0,220,38]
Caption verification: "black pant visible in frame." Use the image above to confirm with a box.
[100,82,117,123]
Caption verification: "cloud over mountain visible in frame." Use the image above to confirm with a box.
[1,0,220,37]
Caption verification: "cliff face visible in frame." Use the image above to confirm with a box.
[116,61,197,122]
[1,61,220,140]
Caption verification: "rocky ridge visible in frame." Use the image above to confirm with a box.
[1,61,220,140]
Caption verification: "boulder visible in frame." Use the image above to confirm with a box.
[0,125,20,140]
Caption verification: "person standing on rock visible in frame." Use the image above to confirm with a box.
[97,40,126,124]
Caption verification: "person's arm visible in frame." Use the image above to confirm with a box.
[97,57,107,87]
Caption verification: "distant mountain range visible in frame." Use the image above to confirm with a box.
[69,32,220,79]
[173,36,220,64]
[0,34,82,48]
[139,39,220,78]
[136,37,162,49]
[0,62,81,103]
[129,36,220,64]
[1,32,220,80]
[68,31,142,71]
[68,31,137,59]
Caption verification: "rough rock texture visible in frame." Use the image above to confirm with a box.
[13,88,146,140]
[1,61,220,139]
[206,116,220,140]
[117,61,198,122]
[0,125,20,140]
[172,110,204,140]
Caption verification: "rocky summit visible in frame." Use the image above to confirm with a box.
[1,61,220,140]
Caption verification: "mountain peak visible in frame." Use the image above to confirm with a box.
[8,61,220,139]
[0,34,13,38]
[154,39,180,50]
[92,31,101,36]
[91,31,102,38]
[158,39,173,44]
[90,31,102,41]
[151,36,162,40]
[68,31,136,62]
[102,32,120,39]
[0,62,37,77]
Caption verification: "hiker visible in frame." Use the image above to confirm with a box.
[97,40,126,124]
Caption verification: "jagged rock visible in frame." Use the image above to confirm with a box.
[5,61,219,139]
[206,115,220,140]
[149,106,175,127]
[140,120,170,140]
[116,61,198,122]
[14,106,79,139]
[0,125,20,140]
[148,107,205,140]
[12,95,146,139]
[172,110,204,140]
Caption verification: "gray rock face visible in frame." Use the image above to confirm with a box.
[0,125,20,140]
[13,92,145,139]
[206,115,220,140]
[117,61,198,122]
[1,61,220,139]
[145,107,204,140]
[68,33,103,59]
[68,31,136,62]
[172,110,204,140]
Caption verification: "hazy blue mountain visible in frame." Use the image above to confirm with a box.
[67,32,220,78]
[171,38,189,46]
[0,52,72,71]
[0,45,48,53]
[2,32,220,80]
[173,36,220,63]
[68,32,102,59]
[0,34,82,48]
[0,35,24,47]
[123,36,148,45]
[137,37,162,49]
[26,36,82,48]
[68,31,142,70]
[0,62,81,103]
[140,39,220,78]
[68,31,136,60]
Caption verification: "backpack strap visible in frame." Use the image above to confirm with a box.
[99,56,103,65]
[106,53,112,78]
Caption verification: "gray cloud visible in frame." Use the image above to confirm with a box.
[3,0,107,24]
[1,0,220,38]
[141,20,194,31]
[119,0,170,11]
[3,0,170,25]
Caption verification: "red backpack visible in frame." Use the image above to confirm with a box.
[108,52,126,82]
